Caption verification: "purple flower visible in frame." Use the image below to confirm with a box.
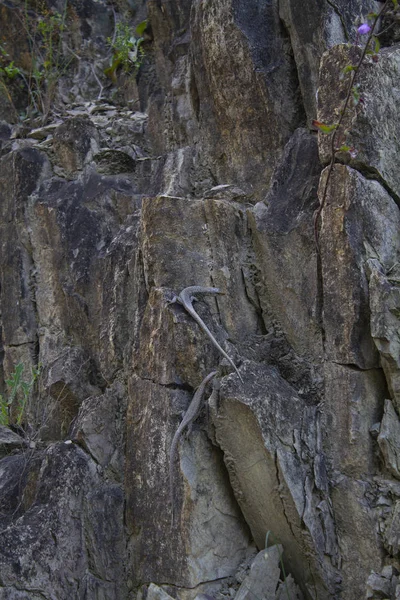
[358,23,371,35]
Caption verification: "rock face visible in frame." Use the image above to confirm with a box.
[0,1,399,600]
[280,0,381,120]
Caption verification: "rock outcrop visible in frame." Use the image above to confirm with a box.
[0,0,399,599]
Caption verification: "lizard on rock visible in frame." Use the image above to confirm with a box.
[169,369,217,527]
[169,286,243,382]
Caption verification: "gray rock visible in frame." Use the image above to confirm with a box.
[366,571,393,598]
[323,362,386,475]
[318,44,400,200]
[0,453,42,530]
[125,375,251,588]
[214,360,341,598]
[368,260,400,410]
[147,0,310,201]
[30,122,62,140]
[249,128,322,360]
[140,194,259,345]
[319,165,400,368]
[0,121,12,140]
[0,590,42,599]
[93,149,137,175]
[330,476,384,597]
[378,400,400,479]
[0,85,18,124]
[146,584,175,600]
[234,546,282,600]
[0,443,126,600]
[0,426,26,457]
[52,115,100,175]
[279,0,380,121]
[71,381,126,472]
[203,185,251,202]
[383,500,400,556]
[275,574,304,600]
[0,0,399,598]
[380,8,400,47]
[0,120,12,152]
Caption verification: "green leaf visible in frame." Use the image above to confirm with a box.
[135,20,148,37]
[337,145,351,152]
[373,36,380,54]
[312,120,338,134]
[20,381,30,396]
[32,364,41,381]
[5,362,24,406]
[351,86,360,105]
[104,56,122,82]
[16,399,26,426]
[0,397,8,427]
[342,64,355,74]
[392,0,398,9]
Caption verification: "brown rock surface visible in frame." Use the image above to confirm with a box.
[0,1,399,599]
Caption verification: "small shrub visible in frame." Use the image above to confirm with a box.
[313,0,399,250]
[105,20,147,82]
[0,62,21,80]
[0,363,41,428]
[25,6,69,119]
[0,3,70,122]
[0,45,21,80]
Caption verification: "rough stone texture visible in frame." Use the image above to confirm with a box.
[0,0,400,599]
[146,0,306,201]
[188,0,304,198]
[378,399,400,480]
[279,0,379,121]
[383,499,400,557]
[319,164,400,368]
[235,546,282,600]
[125,296,251,587]
[323,362,386,476]
[366,567,400,600]
[0,452,42,531]
[380,8,400,47]
[214,361,340,599]
[329,475,384,597]
[146,584,176,600]
[140,194,260,348]
[0,443,126,600]
[317,44,400,202]
[52,116,100,175]
[368,260,400,410]
[71,380,126,475]
[0,425,27,457]
[275,575,304,600]
[249,128,322,361]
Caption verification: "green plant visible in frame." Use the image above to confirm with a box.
[313,0,398,251]
[0,45,18,76]
[0,44,21,120]
[0,45,21,80]
[0,62,21,80]
[25,5,68,119]
[105,20,147,82]
[0,363,41,428]
[0,0,71,122]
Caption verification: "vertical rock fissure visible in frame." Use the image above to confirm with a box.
[325,0,350,40]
